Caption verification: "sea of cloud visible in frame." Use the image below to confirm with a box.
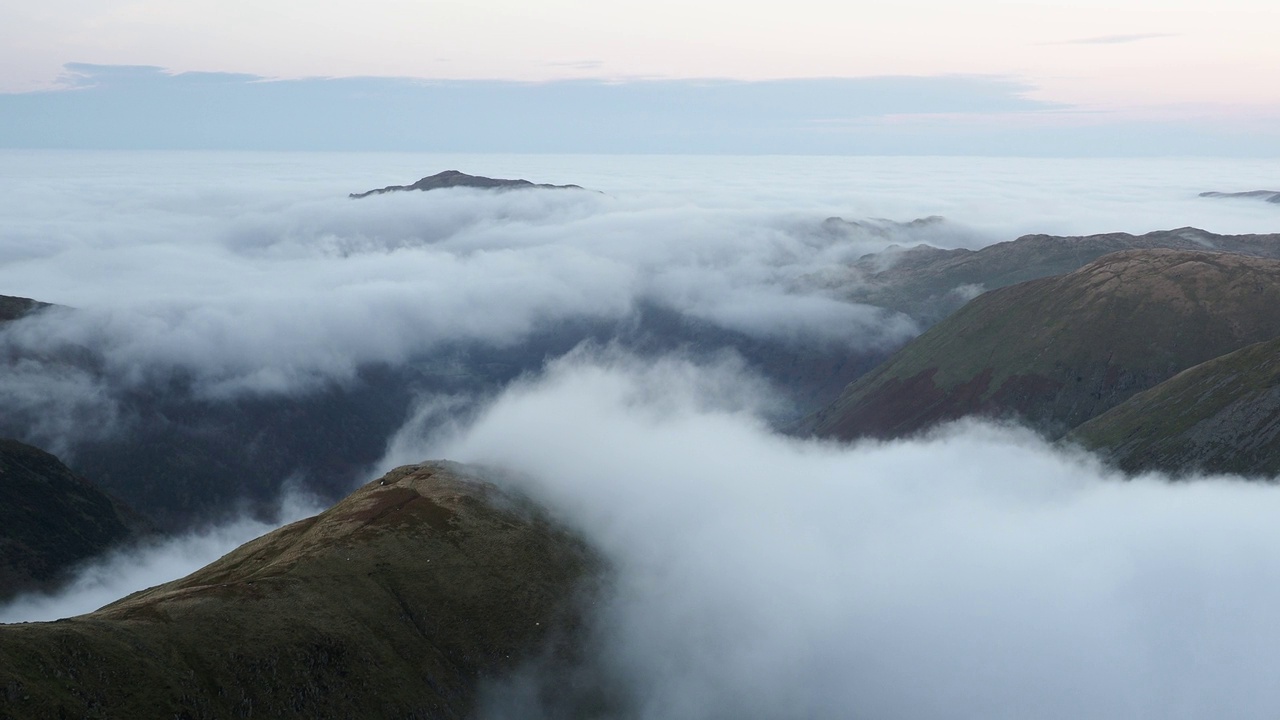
[2,150,1279,702]
[419,350,1280,720]
[1,152,1275,396]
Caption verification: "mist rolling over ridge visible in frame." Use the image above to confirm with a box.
[422,350,1280,719]
[4,152,1280,716]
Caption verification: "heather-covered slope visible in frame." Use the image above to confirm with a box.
[0,439,142,602]
[0,462,599,719]
[806,249,1280,441]
[1070,337,1280,477]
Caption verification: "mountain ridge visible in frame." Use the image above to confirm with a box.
[804,248,1280,441]
[0,461,601,719]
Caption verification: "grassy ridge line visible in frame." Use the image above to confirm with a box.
[0,461,601,719]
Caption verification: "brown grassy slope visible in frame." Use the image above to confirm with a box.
[804,249,1280,441]
[0,462,600,720]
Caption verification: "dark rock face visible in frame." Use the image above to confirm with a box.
[1200,190,1280,204]
[1071,336,1280,477]
[350,170,586,198]
[0,439,142,601]
[804,249,1280,442]
[0,462,602,719]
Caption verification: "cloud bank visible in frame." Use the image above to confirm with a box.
[0,490,321,624]
[410,350,1280,720]
[2,152,1279,624]
[1,152,1275,444]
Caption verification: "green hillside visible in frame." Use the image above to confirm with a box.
[1071,336,1280,477]
[805,249,1280,440]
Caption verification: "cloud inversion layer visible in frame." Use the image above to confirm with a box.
[420,351,1280,720]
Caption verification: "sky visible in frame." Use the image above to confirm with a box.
[2,0,1279,154]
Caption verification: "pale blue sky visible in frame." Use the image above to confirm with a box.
[2,1,1278,154]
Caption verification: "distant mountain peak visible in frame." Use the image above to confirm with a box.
[1199,190,1280,204]
[350,170,587,198]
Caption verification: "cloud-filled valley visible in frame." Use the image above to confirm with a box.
[426,351,1280,719]
[3,151,1280,717]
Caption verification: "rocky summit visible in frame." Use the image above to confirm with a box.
[0,462,600,719]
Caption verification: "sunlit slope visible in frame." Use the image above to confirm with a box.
[0,439,141,601]
[806,249,1280,440]
[0,462,599,719]
[1070,337,1280,476]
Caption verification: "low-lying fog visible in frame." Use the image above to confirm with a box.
[2,152,1279,716]
[442,351,1280,720]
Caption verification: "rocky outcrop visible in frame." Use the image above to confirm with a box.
[0,462,600,719]
[350,170,586,198]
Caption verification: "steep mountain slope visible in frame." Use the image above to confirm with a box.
[0,462,600,719]
[805,249,1280,441]
[1070,336,1280,476]
[837,227,1280,325]
[0,439,143,602]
